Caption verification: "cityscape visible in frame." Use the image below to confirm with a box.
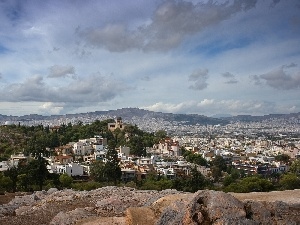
[0,0,300,223]
[1,108,299,189]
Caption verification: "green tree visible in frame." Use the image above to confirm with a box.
[124,124,141,139]
[113,128,126,146]
[187,166,207,192]
[59,173,73,188]
[223,175,235,187]
[275,154,290,164]
[129,136,146,156]
[89,160,106,182]
[142,132,155,148]
[210,155,227,182]
[223,168,240,187]
[0,173,13,192]
[172,166,210,192]
[140,176,172,191]
[103,147,122,185]
[25,134,47,157]
[154,130,167,143]
[289,160,300,175]
[47,173,61,189]
[279,173,300,190]
[138,171,173,191]
[17,174,30,191]
[184,151,207,166]
[211,155,227,171]
[72,181,103,191]
[229,168,240,180]
[48,131,60,148]
[4,166,19,192]
[27,156,49,191]
[224,176,273,193]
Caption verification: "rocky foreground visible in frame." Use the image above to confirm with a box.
[0,187,300,225]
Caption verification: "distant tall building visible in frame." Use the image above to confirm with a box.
[108,117,126,132]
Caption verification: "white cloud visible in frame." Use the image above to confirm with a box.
[188,69,209,90]
[48,65,76,78]
[222,72,238,84]
[39,102,65,115]
[0,73,131,106]
[80,0,258,52]
[251,64,300,90]
[142,99,296,116]
[197,99,215,107]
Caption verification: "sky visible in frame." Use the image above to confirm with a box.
[0,0,300,117]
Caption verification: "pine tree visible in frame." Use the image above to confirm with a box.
[103,140,121,185]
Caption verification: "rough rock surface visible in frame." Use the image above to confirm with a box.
[155,190,300,225]
[0,187,299,225]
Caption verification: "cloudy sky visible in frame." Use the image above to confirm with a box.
[0,0,299,117]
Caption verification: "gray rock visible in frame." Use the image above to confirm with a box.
[242,200,300,225]
[156,190,253,225]
[8,193,39,206]
[14,205,32,216]
[0,205,17,216]
[47,188,58,194]
[50,207,96,225]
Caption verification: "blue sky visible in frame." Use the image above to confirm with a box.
[0,0,299,116]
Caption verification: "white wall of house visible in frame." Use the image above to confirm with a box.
[50,163,84,176]
[82,145,93,155]
[79,139,91,144]
[73,142,93,155]
[9,154,28,167]
[93,144,104,151]
[0,161,9,172]
[119,146,130,156]
[171,145,180,156]
[66,163,84,176]
[138,157,152,165]
[73,142,84,155]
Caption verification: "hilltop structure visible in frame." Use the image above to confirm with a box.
[108,117,126,132]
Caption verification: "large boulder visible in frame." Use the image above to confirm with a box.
[244,200,300,225]
[155,190,300,225]
[156,190,254,225]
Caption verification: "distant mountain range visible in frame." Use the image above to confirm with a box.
[0,108,299,125]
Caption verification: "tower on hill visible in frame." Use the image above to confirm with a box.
[108,117,126,132]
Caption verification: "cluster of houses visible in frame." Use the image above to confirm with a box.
[176,135,300,177]
[1,118,299,182]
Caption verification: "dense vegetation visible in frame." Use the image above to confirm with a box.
[0,120,166,159]
[0,121,300,193]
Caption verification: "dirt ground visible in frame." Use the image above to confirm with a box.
[0,192,29,205]
[231,189,300,204]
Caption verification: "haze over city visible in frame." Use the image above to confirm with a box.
[0,0,299,117]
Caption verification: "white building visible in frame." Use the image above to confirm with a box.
[49,163,84,176]
[73,142,93,155]
[117,146,130,157]
[9,153,28,167]
[0,161,9,172]
[93,144,104,151]
[153,138,181,156]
